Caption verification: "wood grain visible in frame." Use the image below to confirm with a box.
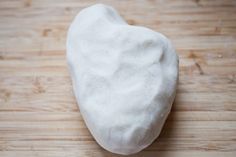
[0,0,236,156]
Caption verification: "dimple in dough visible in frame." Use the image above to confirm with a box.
[67,4,179,155]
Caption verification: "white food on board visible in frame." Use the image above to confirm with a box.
[67,4,178,155]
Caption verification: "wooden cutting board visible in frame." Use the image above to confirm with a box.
[0,0,236,156]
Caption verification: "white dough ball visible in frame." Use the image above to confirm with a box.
[67,4,178,155]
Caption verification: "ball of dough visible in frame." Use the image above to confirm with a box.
[67,4,178,155]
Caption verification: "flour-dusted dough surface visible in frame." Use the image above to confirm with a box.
[67,4,178,155]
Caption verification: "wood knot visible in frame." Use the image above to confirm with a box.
[24,0,32,7]
[0,55,4,60]
[188,52,197,59]
[33,78,45,94]
[127,19,136,25]
[195,0,202,6]
[65,7,71,12]
[42,29,52,37]
[0,89,11,102]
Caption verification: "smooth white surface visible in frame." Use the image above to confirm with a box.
[67,4,178,155]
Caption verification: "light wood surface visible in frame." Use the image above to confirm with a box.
[0,0,236,156]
